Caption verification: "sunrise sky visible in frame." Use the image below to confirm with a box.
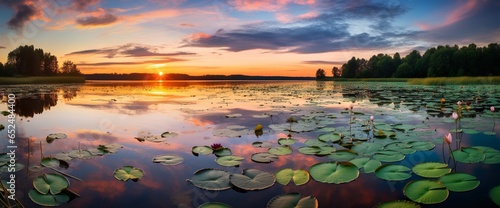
[0,0,499,76]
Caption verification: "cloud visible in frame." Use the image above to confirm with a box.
[66,43,196,58]
[0,0,43,30]
[77,58,186,66]
[179,23,195,27]
[229,0,315,12]
[76,12,119,27]
[302,60,346,65]
[71,0,101,11]
[0,46,5,49]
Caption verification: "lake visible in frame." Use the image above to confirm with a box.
[1,80,499,208]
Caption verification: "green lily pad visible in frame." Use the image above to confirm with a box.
[439,172,480,192]
[352,142,384,156]
[113,166,145,182]
[350,157,381,173]
[199,202,233,208]
[251,153,279,163]
[278,138,296,145]
[318,133,341,142]
[0,153,9,166]
[412,162,451,178]
[393,124,416,131]
[328,150,358,161]
[252,141,273,148]
[41,157,60,168]
[491,186,500,206]
[214,148,232,157]
[385,142,416,154]
[304,139,328,147]
[309,162,359,184]
[409,141,435,151]
[375,200,421,208]
[192,146,213,156]
[483,131,497,136]
[298,146,321,155]
[135,134,166,142]
[152,155,184,166]
[188,168,231,191]
[28,189,70,207]
[403,180,449,204]
[462,129,480,134]
[230,169,275,191]
[98,143,122,154]
[161,131,178,138]
[473,146,500,164]
[68,150,93,159]
[46,133,67,143]
[0,162,24,172]
[275,168,310,186]
[452,147,485,163]
[33,173,70,195]
[268,146,292,156]
[267,193,318,208]
[216,156,244,167]
[373,150,405,162]
[375,164,412,181]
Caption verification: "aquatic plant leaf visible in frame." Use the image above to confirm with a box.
[87,147,107,156]
[252,141,272,148]
[41,157,60,168]
[230,169,275,190]
[318,133,341,142]
[462,129,480,134]
[452,147,485,163]
[187,168,231,191]
[113,166,144,182]
[28,189,70,207]
[403,180,449,204]
[278,138,296,146]
[275,168,310,186]
[316,146,336,156]
[68,150,93,159]
[352,142,384,156]
[267,193,318,208]
[216,156,244,167]
[385,143,416,155]
[349,157,381,173]
[99,143,122,153]
[268,146,292,156]
[214,148,232,157]
[0,153,9,166]
[192,146,213,156]
[412,162,451,178]
[473,146,500,164]
[491,186,500,206]
[46,133,67,142]
[409,141,435,151]
[135,134,166,142]
[152,155,184,165]
[375,164,412,181]
[304,139,328,147]
[298,146,321,155]
[375,200,421,208]
[251,153,279,163]
[161,131,178,138]
[373,150,405,162]
[0,162,24,172]
[309,162,359,184]
[328,150,358,161]
[439,172,480,192]
[33,173,70,195]
[198,202,233,208]
[393,124,416,131]
[29,165,45,172]
[53,153,72,161]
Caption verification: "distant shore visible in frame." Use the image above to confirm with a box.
[0,76,85,85]
[318,76,500,85]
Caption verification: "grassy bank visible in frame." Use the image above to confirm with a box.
[319,77,409,82]
[407,76,500,85]
[0,76,85,85]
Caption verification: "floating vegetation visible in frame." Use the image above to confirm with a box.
[438,173,480,192]
[491,186,500,206]
[309,162,359,184]
[46,133,67,144]
[412,162,451,178]
[29,173,78,206]
[267,193,318,208]
[275,168,310,186]
[113,166,145,182]
[152,155,184,166]
[198,202,233,208]
[230,169,275,191]
[216,156,244,167]
[251,153,279,163]
[375,200,421,208]
[403,180,449,204]
[375,164,412,181]
[187,169,232,191]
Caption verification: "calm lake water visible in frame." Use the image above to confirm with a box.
[1,80,499,208]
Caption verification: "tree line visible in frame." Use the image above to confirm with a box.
[0,45,81,77]
[316,43,500,79]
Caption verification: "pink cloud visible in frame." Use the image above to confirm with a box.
[230,0,315,12]
[417,0,479,30]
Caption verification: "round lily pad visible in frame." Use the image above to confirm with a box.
[214,148,232,157]
[409,141,435,151]
[375,200,421,208]
[304,139,328,146]
[412,162,451,178]
[473,146,500,164]
[192,146,213,156]
[41,157,60,168]
[318,133,341,142]
[198,202,233,208]
[385,142,416,155]
[230,169,275,191]
[188,168,231,191]
[298,146,321,155]
[161,131,178,138]
[252,141,272,148]
[251,153,279,163]
[439,172,480,192]
[375,164,412,181]
[352,142,384,156]
[152,155,184,166]
[373,150,405,162]
[309,162,359,184]
[46,133,67,143]
[68,150,92,159]
[403,180,449,204]
[268,146,292,155]
[349,157,381,173]
[491,185,500,206]
[328,150,358,161]
[33,173,70,195]
[267,193,318,208]
[28,189,70,207]
[113,166,145,182]
[278,138,296,145]
[216,156,244,167]
[452,147,485,163]
[275,168,310,186]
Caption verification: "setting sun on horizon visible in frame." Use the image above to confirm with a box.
[0,1,499,77]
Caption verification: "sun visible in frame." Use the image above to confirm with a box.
[158,71,163,76]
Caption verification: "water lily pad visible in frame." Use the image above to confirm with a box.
[412,162,451,178]
[252,141,272,148]
[385,143,416,155]
[28,189,70,207]
[409,141,435,151]
[268,146,292,155]
[393,124,416,131]
[491,186,500,206]
[439,172,480,192]
[68,150,93,159]
[462,129,480,134]
[46,133,67,142]
[375,200,421,208]
[318,133,341,142]
[251,153,279,163]
[188,168,231,191]
[214,148,232,157]
[152,155,184,166]
[33,173,70,195]
[113,166,145,182]
[275,168,310,186]
[473,146,500,164]
[373,150,405,162]
[98,143,122,153]
[403,180,449,204]
[230,169,275,190]
[309,162,359,184]
[41,157,60,168]
[161,131,178,138]
[135,134,166,142]
[352,142,384,156]
[350,157,381,173]
[452,147,485,163]
[192,146,213,156]
[267,193,318,208]
[375,164,412,181]
[328,150,358,161]
[304,139,328,147]
[216,156,244,167]
[199,202,233,208]
[278,138,296,146]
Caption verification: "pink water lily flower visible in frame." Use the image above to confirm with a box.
[492,106,495,112]
[444,133,452,145]
[452,112,458,120]
[370,115,374,121]
[457,101,462,105]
